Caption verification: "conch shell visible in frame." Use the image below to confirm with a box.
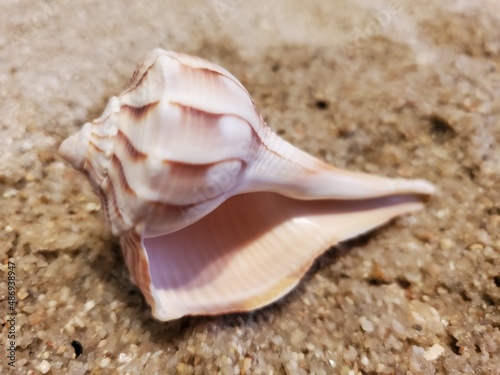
[59,49,435,321]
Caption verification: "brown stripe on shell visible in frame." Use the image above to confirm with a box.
[121,101,160,122]
[82,161,112,229]
[161,157,246,169]
[121,53,315,175]
[111,155,137,197]
[125,53,163,94]
[187,66,246,92]
[107,155,248,234]
[125,51,246,99]
[170,53,247,92]
[88,140,104,153]
[125,67,149,93]
[102,177,127,232]
[120,230,156,312]
[128,62,146,88]
[116,130,148,162]
[96,187,112,230]
[169,101,317,175]
[90,132,116,140]
[80,137,132,234]
[193,67,246,91]
[92,111,114,126]
[82,159,105,192]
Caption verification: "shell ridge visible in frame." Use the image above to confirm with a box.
[116,129,148,162]
[167,100,318,175]
[165,51,247,92]
[101,177,128,234]
[125,51,163,94]
[120,230,161,317]
[110,154,137,197]
[120,100,161,122]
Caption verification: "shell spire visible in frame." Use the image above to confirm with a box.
[59,122,92,170]
[59,49,436,321]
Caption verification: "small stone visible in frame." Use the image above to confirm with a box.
[328,359,336,368]
[242,357,252,373]
[2,188,18,198]
[65,322,75,335]
[17,287,29,300]
[415,228,434,242]
[439,238,454,250]
[98,339,108,348]
[118,352,132,364]
[100,357,111,367]
[410,346,430,373]
[29,309,46,326]
[290,328,306,346]
[391,319,406,335]
[271,335,284,345]
[85,202,101,212]
[467,242,484,251]
[424,343,444,361]
[38,360,51,374]
[84,300,95,311]
[360,355,369,366]
[25,172,36,182]
[484,40,500,55]
[67,360,88,375]
[56,345,67,355]
[359,316,374,332]
[343,346,357,362]
[73,316,85,328]
[176,362,187,373]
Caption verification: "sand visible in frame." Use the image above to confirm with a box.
[1,0,499,374]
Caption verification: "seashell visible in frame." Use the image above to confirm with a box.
[59,49,435,321]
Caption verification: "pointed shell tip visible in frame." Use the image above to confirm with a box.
[59,122,92,170]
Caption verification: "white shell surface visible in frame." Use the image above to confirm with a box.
[59,49,436,321]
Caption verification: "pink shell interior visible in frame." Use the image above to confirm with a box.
[123,191,425,321]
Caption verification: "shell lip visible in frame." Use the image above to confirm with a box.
[127,192,428,321]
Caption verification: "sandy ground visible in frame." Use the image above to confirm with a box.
[1,0,499,374]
